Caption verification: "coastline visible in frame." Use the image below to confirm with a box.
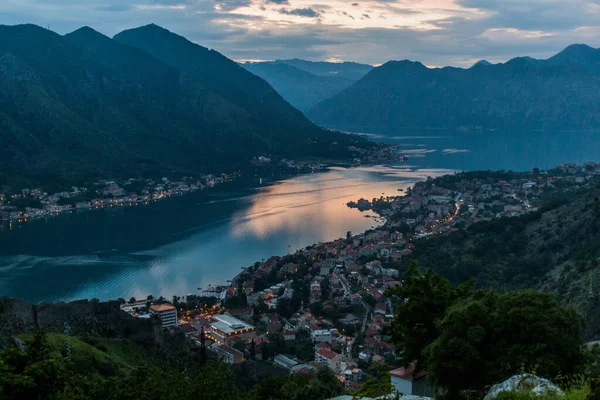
[0,144,405,226]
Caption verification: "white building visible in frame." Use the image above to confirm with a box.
[390,366,435,397]
[311,329,333,343]
[207,314,256,344]
[149,304,177,328]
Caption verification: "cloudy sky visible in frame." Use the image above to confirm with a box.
[1,0,600,67]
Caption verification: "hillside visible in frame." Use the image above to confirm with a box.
[0,24,369,192]
[242,62,355,111]
[396,184,600,339]
[308,45,600,132]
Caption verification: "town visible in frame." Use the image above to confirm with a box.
[0,144,405,225]
[118,162,600,398]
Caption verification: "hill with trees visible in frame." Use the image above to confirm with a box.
[0,24,370,192]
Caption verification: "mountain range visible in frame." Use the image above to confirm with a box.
[242,59,372,111]
[0,24,369,192]
[307,44,600,132]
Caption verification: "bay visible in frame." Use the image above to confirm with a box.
[1,130,599,303]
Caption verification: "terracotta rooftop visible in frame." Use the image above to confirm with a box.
[149,303,176,312]
[390,364,427,381]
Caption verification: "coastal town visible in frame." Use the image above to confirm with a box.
[118,162,600,397]
[0,144,405,224]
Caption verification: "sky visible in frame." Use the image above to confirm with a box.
[1,0,600,67]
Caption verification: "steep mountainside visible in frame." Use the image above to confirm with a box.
[400,185,600,338]
[308,45,600,132]
[242,62,355,111]
[0,24,367,191]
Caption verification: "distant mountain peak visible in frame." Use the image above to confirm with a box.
[381,59,427,70]
[547,43,600,66]
[472,60,492,68]
[65,26,110,42]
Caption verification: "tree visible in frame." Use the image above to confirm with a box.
[426,290,588,397]
[249,339,256,360]
[275,298,296,319]
[355,362,394,398]
[386,262,473,371]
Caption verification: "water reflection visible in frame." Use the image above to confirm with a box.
[2,129,599,303]
[0,166,449,303]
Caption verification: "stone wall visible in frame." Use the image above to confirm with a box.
[0,297,157,345]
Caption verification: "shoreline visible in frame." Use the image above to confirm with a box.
[0,145,405,226]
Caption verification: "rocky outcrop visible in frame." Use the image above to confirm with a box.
[484,374,563,400]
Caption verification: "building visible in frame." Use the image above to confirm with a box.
[212,343,244,364]
[274,354,300,370]
[315,348,343,373]
[390,365,435,397]
[207,314,256,344]
[149,303,177,328]
[310,329,333,343]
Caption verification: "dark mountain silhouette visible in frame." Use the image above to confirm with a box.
[0,24,368,191]
[308,45,600,132]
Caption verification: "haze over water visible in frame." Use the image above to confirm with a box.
[1,131,599,303]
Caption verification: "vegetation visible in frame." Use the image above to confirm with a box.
[0,329,346,400]
[427,290,588,397]
[386,267,591,399]
[386,262,474,372]
[0,24,372,191]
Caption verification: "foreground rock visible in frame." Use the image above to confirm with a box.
[484,374,563,400]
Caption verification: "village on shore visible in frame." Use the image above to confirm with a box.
[0,144,403,224]
[119,162,600,397]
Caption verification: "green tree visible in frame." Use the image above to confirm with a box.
[426,290,588,398]
[386,262,473,371]
[355,362,394,398]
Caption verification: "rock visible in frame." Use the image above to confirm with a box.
[484,374,563,400]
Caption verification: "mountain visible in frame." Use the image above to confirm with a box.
[240,59,373,111]
[275,59,373,81]
[0,24,368,191]
[471,59,492,68]
[242,62,355,111]
[307,45,600,132]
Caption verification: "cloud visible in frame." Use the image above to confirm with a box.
[0,0,599,67]
[96,4,133,12]
[213,0,252,11]
[278,7,321,18]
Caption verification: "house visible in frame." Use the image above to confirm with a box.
[315,348,343,373]
[283,330,296,341]
[339,314,360,325]
[274,354,300,370]
[212,343,244,364]
[311,329,333,343]
[374,303,387,316]
[390,364,435,397]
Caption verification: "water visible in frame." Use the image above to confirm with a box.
[1,130,599,303]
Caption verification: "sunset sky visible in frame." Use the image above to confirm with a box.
[1,0,600,66]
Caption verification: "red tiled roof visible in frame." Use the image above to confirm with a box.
[390,365,427,381]
[316,348,339,360]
